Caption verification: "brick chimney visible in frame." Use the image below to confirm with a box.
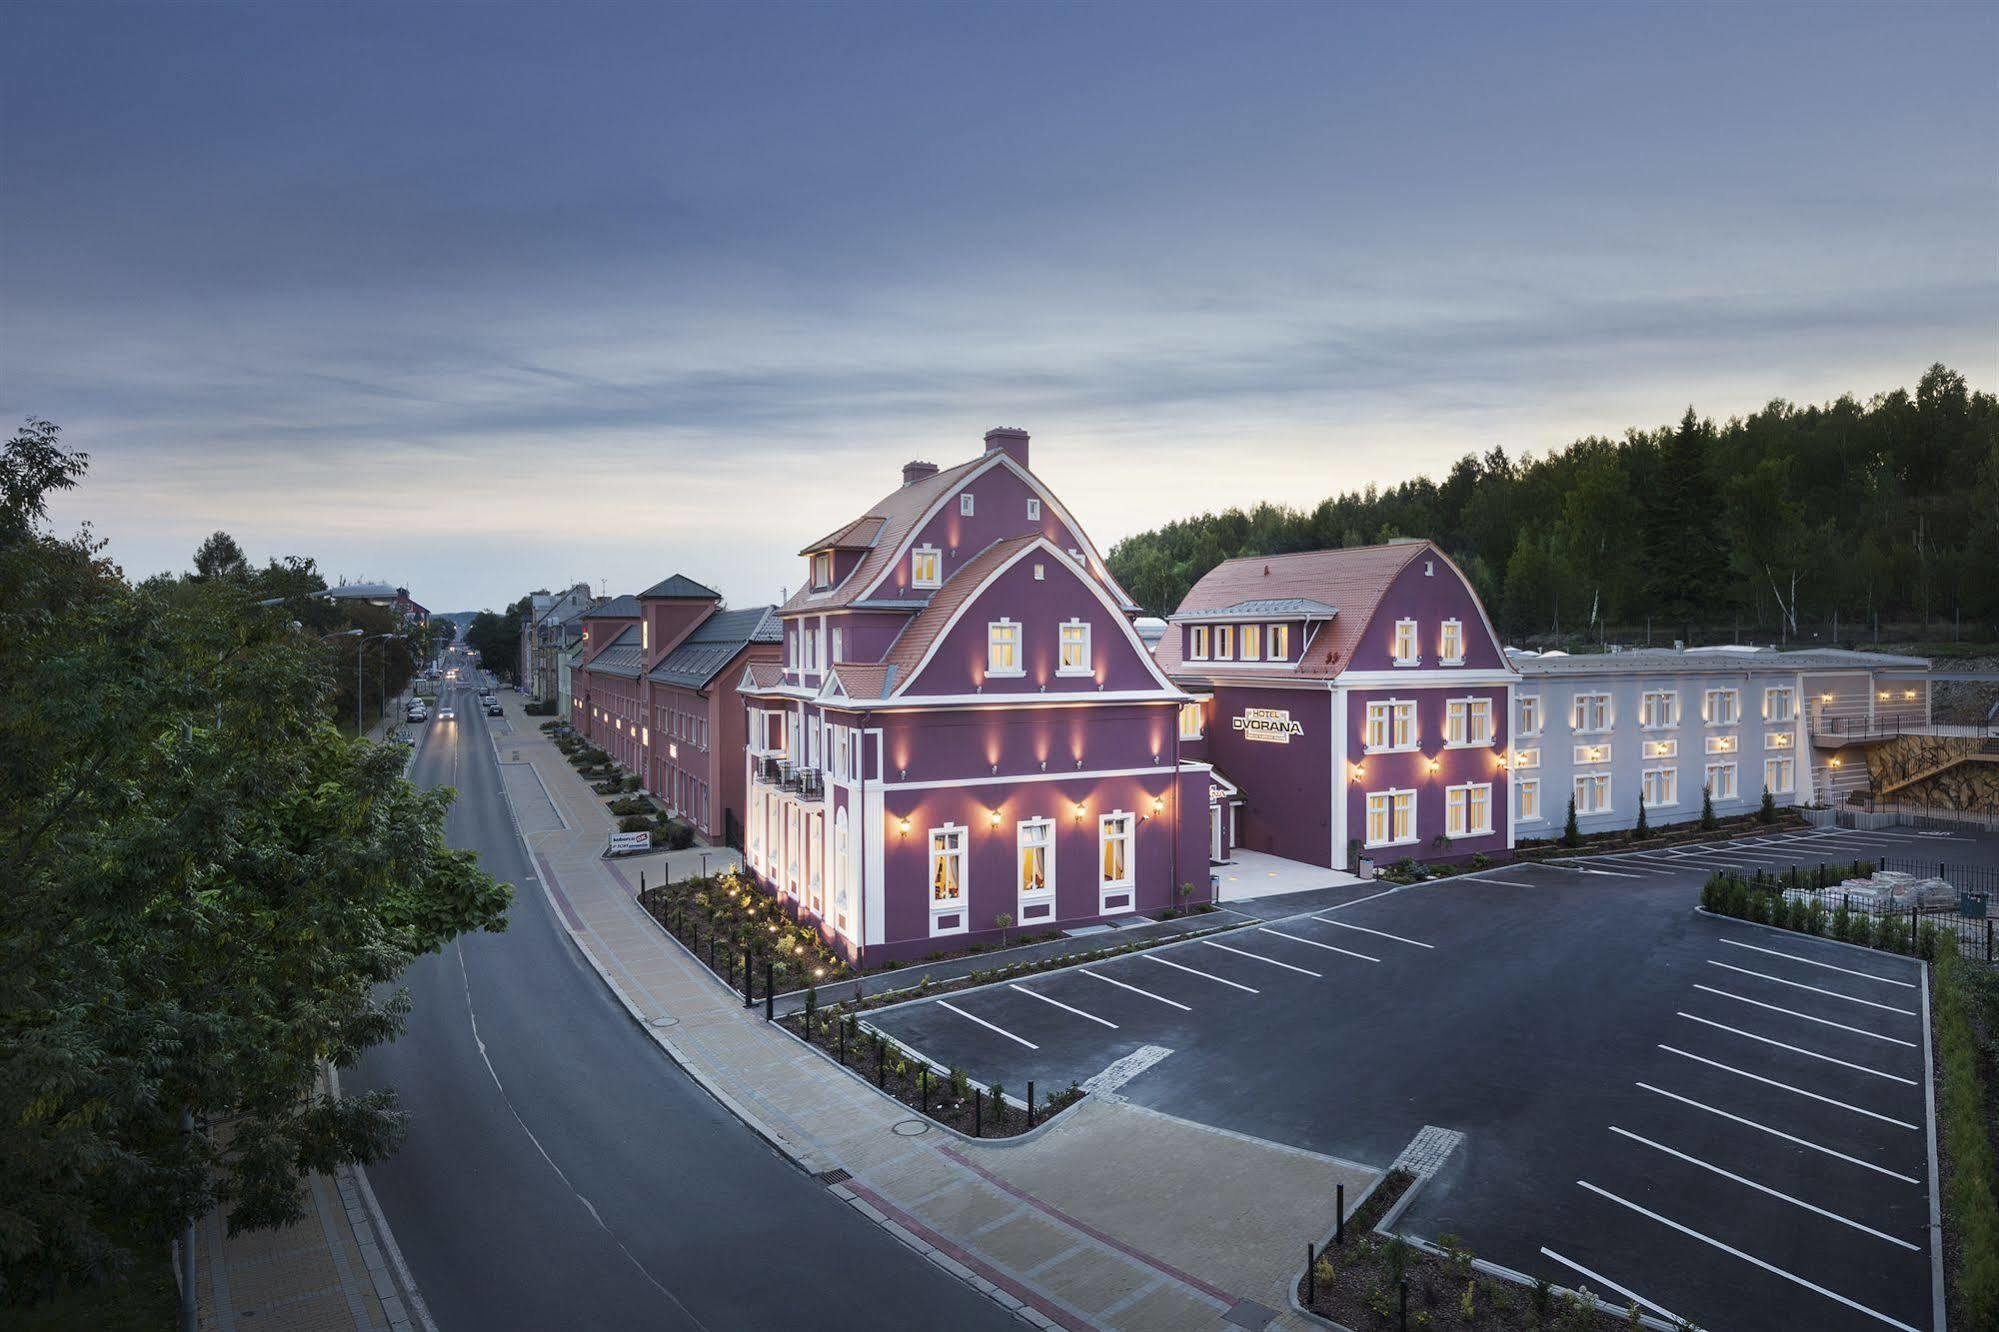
[902,459,939,486]
[983,426,1030,469]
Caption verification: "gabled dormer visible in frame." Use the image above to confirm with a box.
[578,594,641,666]
[635,573,722,668]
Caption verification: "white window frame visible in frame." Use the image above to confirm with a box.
[1641,766,1678,809]
[1765,730,1794,751]
[1572,692,1612,733]
[912,545,942,589]
[813,552,833,588]
[1444,697,1494,748]
[1057,619,1092,676]
[1018,817,1055,917]
[1439,618,1465,666]
[1574,771,1612,815]
[1512,746,1540,770]
[1517,695,1543,736]
[1178,701,1204,740]
[1516,777,1542,823]
[1098,811,1135,914]
[1573,742,1612,766]
[1765,757,1795,796]
[1445,782,1493,838]
[1026,497,1041,520]
[1213,624,1235,660]
[987,618,1023,677]
[1268,623,1290,659]
[959,492,975,516]
[1704,688,1740,727]
[1705,762,1739,802]
[1364,789,1418,849]
[1764,686,1796,723]
[831,627,843,665]
[1705,733,1738,755]
[833,809,850,936]
[1189,625,1209,660]
[1392,619,1420,666]
[1640,690,1679,730]
[1239,623,1262,661]
[1364,699,1419,753]
[1642,737,1678,760]
[928,824,968,934]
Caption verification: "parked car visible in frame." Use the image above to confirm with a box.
[485,699,503,717]
[406,704,427,722]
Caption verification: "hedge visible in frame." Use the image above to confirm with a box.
[1934,948,1999,1329]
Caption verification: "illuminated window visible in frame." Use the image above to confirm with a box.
[1705,762,1739,801]
[1439,619,1464,665]
[912,545,942,588]
[1517,695,1543,735]
[1392,619,1419,666]
[1574,772,1612,815]
[1099,811,1135,912]
[987,619,1022,676]
[1058,620,1092,675]
[1704,689,1740,726]
[929,825,966,910]
[1214,625,1235,659]
[1268,623,1290,659]
[1513,747,1540,769]
[1178,701,1205,740]
[1765,730,1794,751]
[1765,757,1795,795]
[1642,767,1678,808]
[1572,693,1612,732]
[1643,737,1678,760]
[1640,690,1679,729]
[1516,778,1542,822]
[1364,789,1417,847]
[1445,782,1492,837]
[1364,700,1418,752]
[813,552,833,588]
[1189,625,1210,660]
[1763,687,1795,722]
[1445,697,1494,747]
[1573,742,1612,765]
[1240,624,1261,661]
[1018,818,1054,908]
[1705,733,1737,755]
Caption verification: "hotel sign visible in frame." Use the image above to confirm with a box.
[1233,707,1303,744]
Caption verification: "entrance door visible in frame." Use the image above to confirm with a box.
[1209,803,1227,864]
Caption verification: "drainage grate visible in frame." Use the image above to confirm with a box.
[815,1168,852,1186]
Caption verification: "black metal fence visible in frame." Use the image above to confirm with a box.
[1857,857,1996,964]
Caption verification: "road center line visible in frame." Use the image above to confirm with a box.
[1257,927,1379,963]
[1537,1247,1692,1329]
[1203,939,1321,977]
[1658,1046,1918,1130]
[1144,952,1259,993]
[1693,984,1917,1047]
[1708,960,1917,1016]
[1636,1083,1921,1184]
[1009,983,1118,1028]
[1719,938,1918,987]
[937,1000,1039,1049]
[1576,1180,1924,1331]
[1312,918,1434,949]
[1678,1012,1916,1084]
[1080,969,1191,1011]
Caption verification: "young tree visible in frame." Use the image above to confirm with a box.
[0,421,511,1302]
[1634,798,1649,840]
[1700,783,1718,831]
[191,530,251,582]
[1562,795,1581,848]
[1759,785,1778,824]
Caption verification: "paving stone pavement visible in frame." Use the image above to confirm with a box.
[502,701,1380,1330]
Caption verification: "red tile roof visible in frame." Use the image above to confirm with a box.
[826,663,895,701]
[782,457,987,615]
[878,534,1042,691]
[797,514,885,555]
[1155,541,1431,679]
[740,661,786,690]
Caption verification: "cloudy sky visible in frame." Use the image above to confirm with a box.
[4,1,1993,613]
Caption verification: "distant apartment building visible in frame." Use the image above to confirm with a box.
[521,582,594,697]
[324,581,429,624]
[571,578,780,846]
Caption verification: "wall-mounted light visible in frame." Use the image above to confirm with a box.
[1495,753,1509,769]
[1426,756,1440,775]
[1151,797,1164,815]
[1903,690,1917,700]
[1073,803,1087,820]
[1829,757,1843,768]
[898,817,910,836]
[1877,691,1890,701]
[987,808,1001,828]
[1350,763,1365,782]
[1820,693,1834,703]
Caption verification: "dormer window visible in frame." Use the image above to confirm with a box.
[1027,498,1041,520]
[1239,624,1261,661]
[812,552,833,588]
[1213,625,1235,660]
[1058,619,1092,676]
[987,619,1022,677]
[642,621,650,651]
[1392,619,1419,666]
[1269,623,1290,659]
[1190,625,1210,660]
[959,493,975,516]
[912,545,942,588]
[1439,619,1463,666]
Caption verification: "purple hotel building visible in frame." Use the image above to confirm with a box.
[1159,542,1519,872]
[739,428,1209,965]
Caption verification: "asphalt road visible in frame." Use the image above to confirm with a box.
[350,679,1015,1331]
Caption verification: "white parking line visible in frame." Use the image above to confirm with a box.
[1203,939,1321,977]
[1692,984,1918,1047]
[1455,878,1547,888]
[1144,952,1259,993]
[1546,862,1648,878]
[1708,961,1918,1016]
[1321,886,1406,911]
[1538,1247,1690,1328]
[1659,1046,1918,1130]
[1258,927,1379,963]
[1081,969,1191,1011]
[1311,918,1435,949]
[1636,1083,1922,1184]
[1720,938,1918,988]
[1678,1012,1916,1085]
[1009,983,1117,1029]
[1576,1180,1924,1332]
[937,1000,1039,1050]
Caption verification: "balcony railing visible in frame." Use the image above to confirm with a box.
[1809,716,1991,746]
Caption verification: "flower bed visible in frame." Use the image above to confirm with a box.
[779,1002,1083,1138]
[1297,1173,1644,1328]
[639,872,854,993]
[1514,808,1806,862]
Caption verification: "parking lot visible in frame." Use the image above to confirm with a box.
[866,823,1993,1331]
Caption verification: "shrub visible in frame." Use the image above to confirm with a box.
[1758,784,1777,824]
[659,817,696,850]
[1935,949,1999,1327]
[617,814,653,834]
[621,775,642,792]
[1634,799,1649,840]
[1700,783,1717,831]
[524,699,556,715]
[1562,796,1580,847]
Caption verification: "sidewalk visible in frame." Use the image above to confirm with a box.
[188,1074,428,1332]
[496,696,1377,1331]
